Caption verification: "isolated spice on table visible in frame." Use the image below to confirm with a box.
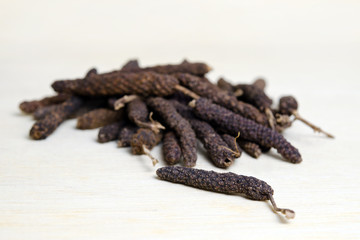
[117,125,138,147]
[279,96,334,138]
[76,108,124,129]
[29,96,83,140]
[162,131,182,165]
[156,166,295,219]
[190,98,302,163]
[131,128,163,166]
[19,93,70,114]
[175,73,267,125]
[98,120,127,143]
[147,97,197,167]
[238,140,262,159]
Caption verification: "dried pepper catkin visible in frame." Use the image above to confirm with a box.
[131,128,163,166]
[238,140,262,159]
[122,60,211,76]
[189,118,236,168]
[170,99,237,168]
[52,71,179,97]
[19,93,70,114]
[235,82,275,128]
[98,120,126,143]
[76,108,124,129]
[221,134,242,158]
[162,131,182,165]
[120,59,140,71]
[175,73,267,125]
[147,97,197,167]
[29,96,83,140]
[84,68,98,78]
[253,78,266,91]
[190,98,302,163]
[279,96,334,138]
[217,78,236,94]
[118,125,138,147]
[157,166,295,219]
[127,97,164,133]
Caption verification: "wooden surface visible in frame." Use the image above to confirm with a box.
[1,1,360,239]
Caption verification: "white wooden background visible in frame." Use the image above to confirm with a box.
[1,1,360,239]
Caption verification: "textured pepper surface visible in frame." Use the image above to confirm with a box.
[156,166,273,201]
[76,108,124,129]
[221,134,242,158]
[127,98,148,125]
[147,97,197,167]
[131,128,163,155]
[162,131,182,165]
[175,73,267,125]
[189,118,235,168]
[123,60,211,76]
[217,78,235,94]
[29,96,83,140]
[236,84,273,112]
[193,98,302,163]
[279,96,298,115]
[98,121,126,143]
[19,93,70,114]
[52,71,179,97]
[121,60,140,71]
[118,125,138,147]
[238,140,262,159]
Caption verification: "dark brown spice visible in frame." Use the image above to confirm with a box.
[235,83,275,128]
[117,125,138,147]
[85,68,98,78]
[98,121,127,143]
[33,105,58,120]
[189,118,236,168]
[122,60,211,76]
[279,96,334,138]
[175,73,267,125]
[147,97,197,167]
[238,140,262,159]
[76,108,124,129]
[190,98,302,163]
[217,78,235,94]
[253,78,266,91]
[170,99,237,167]
[29,96,83,140]
[121,59,140,71]
[131,128,163,166]
[221,134,242,158]
[52,71,179,97]
[156,166,295,219]
[162,131,182,165]
[19,93,70,114]
[126,97,165,133]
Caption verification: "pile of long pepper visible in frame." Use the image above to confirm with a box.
[19,60,334,219]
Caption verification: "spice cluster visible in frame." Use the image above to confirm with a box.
[19,59,333,219]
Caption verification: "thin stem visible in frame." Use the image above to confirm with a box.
[174,85,200,100]
[233,89,243,97]
[268,194,295,219]
[265,108,276,129]
[142,145,159,166]
[293,111,334,138]
[114,95,139,110]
